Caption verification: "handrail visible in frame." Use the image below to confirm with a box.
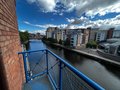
[18,49,104,90]
[46,49,104,90]
[18,49,45,54]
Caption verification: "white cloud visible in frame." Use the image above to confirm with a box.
[23,21,31,25]
[27,0,120,17]
[59,13,63,16]
[27,0,56,12]
[29,30,46,35]
[19,29,27,32]
[23,21,67,29]
[66,18,75,23]
[66,16,89,24]
[66,14,120,30]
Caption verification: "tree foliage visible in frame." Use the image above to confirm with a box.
[86,40,98,49]
[19,31,29,43]
[59,39,63,44]
[64,38,70,46]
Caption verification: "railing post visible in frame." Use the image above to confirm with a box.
[59,61,62,90]
[23,53,29,83]
[46,50,48,74]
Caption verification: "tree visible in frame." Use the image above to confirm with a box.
[47,38,58,43]
[86,40,97,49]
[64,38,70,46]
[59,39,62,44]
[19,31,29,43]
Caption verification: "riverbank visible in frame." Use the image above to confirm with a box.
[43,41,120,67]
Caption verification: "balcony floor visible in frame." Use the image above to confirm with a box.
[23,74,53,90]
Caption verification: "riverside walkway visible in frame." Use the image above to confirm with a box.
[51,43,120,67]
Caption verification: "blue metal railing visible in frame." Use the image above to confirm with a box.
[18,49,104,90]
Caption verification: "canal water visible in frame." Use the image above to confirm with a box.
[29,40,120,90]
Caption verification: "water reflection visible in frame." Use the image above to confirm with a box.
[29,40,120,90]
[64,50,85,65]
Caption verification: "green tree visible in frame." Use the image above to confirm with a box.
[47,38,58,43]
[19,31,29,43]
[86,40,97,49]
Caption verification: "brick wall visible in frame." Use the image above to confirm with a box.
[0,0,25,90]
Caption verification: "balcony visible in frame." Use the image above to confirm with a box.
[18,49,104,90]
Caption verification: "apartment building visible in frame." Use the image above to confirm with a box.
[82,29,90,44]
[70,29,83,48]
[89,28,99,41]
[46,27,57,38]
[89,29,107,42]
[95,30,107,42]
[112,30,120,38]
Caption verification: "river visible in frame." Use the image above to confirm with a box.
[28,40,120,90]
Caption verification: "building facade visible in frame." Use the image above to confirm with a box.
[82,29,90,44]
[112,30,120,38]
[46,27,57,38]
[95,30,107,42]
[89,29,107,42]
[89,28,99,41]
[0,0,25,90]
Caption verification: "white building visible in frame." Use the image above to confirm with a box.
[52,29,64,42]
[95,30,107,42]
[46,27,57,38]
[70,29,83,48]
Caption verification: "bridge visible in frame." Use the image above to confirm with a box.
[18,49,104,90]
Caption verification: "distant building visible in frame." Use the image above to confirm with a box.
[89,29,107,42]
[89,28,99,41]
[107,28,114,39]
[29,33,36,39]
[36,33,41,38]
[46,27,57,38]
[95,30,107,42]
[29,33,43,39]
[100,38,120,56]
[55,29,64,42]
[82,29,90,44]
[70,30,83,48]
[112,30,120,38]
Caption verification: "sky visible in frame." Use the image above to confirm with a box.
[16,0,120,34]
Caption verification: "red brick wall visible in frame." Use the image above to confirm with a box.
[107,29,113,39]
[0,0,25,90]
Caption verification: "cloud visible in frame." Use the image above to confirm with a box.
[61,0,120,17]
[29,30,46,35]
[27,0,56,12]
[66,14,120,30]
[27,0,120,17]
[23,21,67,29]
[59,13,63,16]
[19,29,27,32]
[23,21,31,25]
[66,18,75,23]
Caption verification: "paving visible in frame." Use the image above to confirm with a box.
[23,74,53,90]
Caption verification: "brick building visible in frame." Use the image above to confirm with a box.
[0,0,25,90]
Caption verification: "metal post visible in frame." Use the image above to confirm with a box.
[59,61,62,90]
[23,53,29,83]
[46,50,48,74]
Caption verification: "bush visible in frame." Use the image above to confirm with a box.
[59,39,63,44]
[47,38,58,43]
[86,40,97,49]
[64,38,70,46]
